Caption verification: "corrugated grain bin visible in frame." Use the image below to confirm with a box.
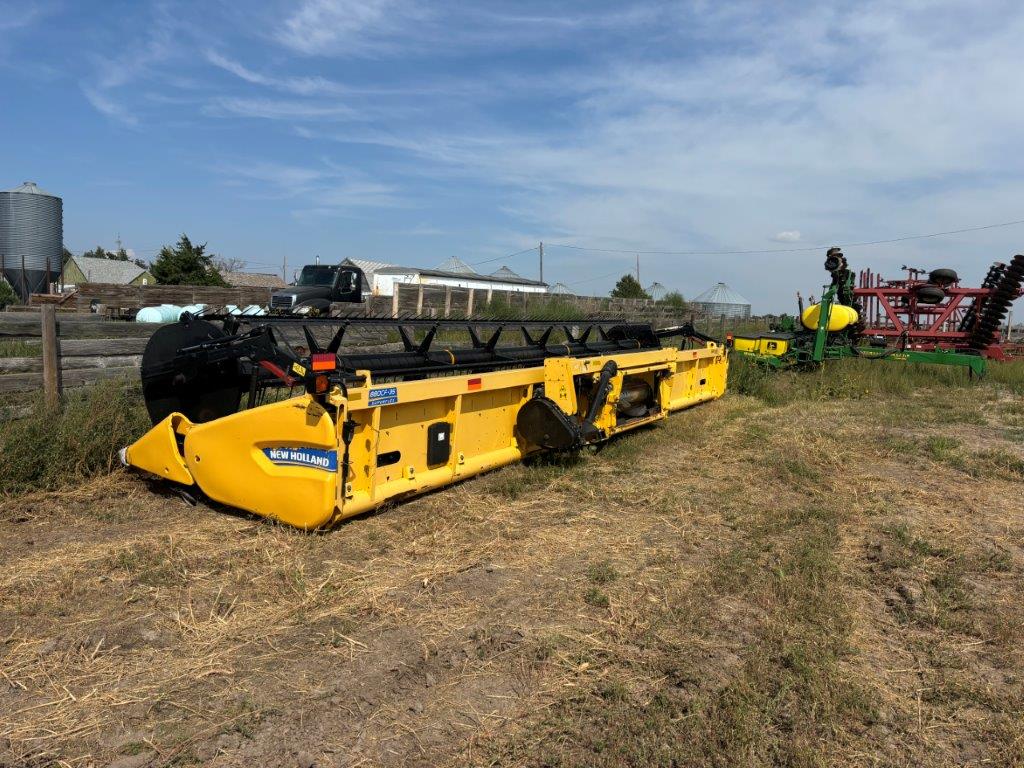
[0,181,64,301]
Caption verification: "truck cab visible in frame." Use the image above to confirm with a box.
[269,264,364,315]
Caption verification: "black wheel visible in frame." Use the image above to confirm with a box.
[928,268,958,286]
[916,284,946,304]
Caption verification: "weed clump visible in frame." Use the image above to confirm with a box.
[0,379,149,495]
[587,559,619,585]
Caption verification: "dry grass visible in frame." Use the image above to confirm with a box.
[1,360,1022,767]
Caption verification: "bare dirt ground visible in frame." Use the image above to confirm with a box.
[2,380,1023,767]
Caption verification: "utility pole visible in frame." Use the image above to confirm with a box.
[283,255,288,283]
[539,241,544,284]
[635,254,640,283]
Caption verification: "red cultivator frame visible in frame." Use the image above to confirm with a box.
[854,256,1024,360]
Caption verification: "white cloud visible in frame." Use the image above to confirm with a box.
[54,1,1024,308]
[302,1,1024,307]
[276,0,407,55]
[271,0,660,57]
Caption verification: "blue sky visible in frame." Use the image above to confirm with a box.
[2,0,1024,311]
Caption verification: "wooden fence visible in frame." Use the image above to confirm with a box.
[69,283,275,312]
[0,306,157,398]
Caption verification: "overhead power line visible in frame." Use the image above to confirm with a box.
[544,218,1024,257]
[469,245,539,267]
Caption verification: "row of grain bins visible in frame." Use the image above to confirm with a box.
[0,181,63,302]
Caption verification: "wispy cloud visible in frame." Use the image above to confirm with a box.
[81,87,139,126]
[772,231,802,243]
[264,1,1024,302]
[217,160,402,211]
[271,0,661,57]
[276,0,412,56]
[0,0,50,32]
[203,96,357,120]
[78,4,184,125]
[204,50,346,95]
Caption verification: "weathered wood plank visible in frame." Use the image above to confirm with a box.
[59,323,161,339]
[0,316,161,339]
[71,282,273,311]
[59,337,150,356]
[42,304,60,408]
[0,355,142,373]
[0,366,139,393]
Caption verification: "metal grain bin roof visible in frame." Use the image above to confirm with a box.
[691,282,750,306]
[490,265,521,279]
[435,256,477,274]
[4,181,58,196]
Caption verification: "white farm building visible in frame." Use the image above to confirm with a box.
[340,257,547,297]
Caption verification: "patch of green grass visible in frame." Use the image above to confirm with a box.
[986,360,1024,395]
[478,296,586,321]
[0,339,40,357]
[493,493,873,767]
[108,540,184,587]
[728,354,987,406]
[583,587,610,608]
[769,455,821,484]
[484,453,582,499]
[884,522,952,560]
[927,561,975,632]
[0,379,150,496]
[925,435,962,462]
[966,448,1024,479]
[586,560,619,585]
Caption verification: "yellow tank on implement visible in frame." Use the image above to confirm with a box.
[801,302,858,331]
[123,316,728,529]
[730,333,791,357]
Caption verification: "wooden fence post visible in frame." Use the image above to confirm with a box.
[416,284,424,316]
[444,286,452,318]
[41,304,62,409]
[391,284,400,317]
[467,288,475,317]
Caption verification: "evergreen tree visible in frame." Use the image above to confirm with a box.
[610,274,650,299]
[81,245,112,260]
[150,234,227,286]
[0,277,17,309]
[662,290,687,310]
[78,246,131,261]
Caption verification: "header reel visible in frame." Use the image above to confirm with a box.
[139,312,717,426]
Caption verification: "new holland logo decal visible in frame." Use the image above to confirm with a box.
[262,447,338,472]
